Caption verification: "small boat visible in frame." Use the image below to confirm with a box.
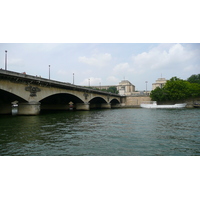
[140,101,187,109]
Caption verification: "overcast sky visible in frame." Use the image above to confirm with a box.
[0,1,199,91]
[0,43,199,90]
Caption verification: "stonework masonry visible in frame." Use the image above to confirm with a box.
[122,96,151,107]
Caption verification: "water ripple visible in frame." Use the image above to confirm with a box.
[0,109,200,155]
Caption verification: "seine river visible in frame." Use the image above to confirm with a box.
[0,108,200,156]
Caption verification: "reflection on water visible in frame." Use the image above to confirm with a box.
[0,109,200,156]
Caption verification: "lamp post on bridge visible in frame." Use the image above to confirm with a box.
[49,65,50,80]
[145,81,148,95]
[88,79,90,87]
[5,50,7,70]
[73,73,74,84]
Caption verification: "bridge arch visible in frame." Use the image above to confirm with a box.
[0,89,27,103]
[0,89,28,114]
[89,96,108,104]
[109,98,121,108]
[89,97,109,109]
[109,98,120,104]
[39,93,85,111]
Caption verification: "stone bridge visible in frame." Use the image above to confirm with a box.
[0,69,122,115]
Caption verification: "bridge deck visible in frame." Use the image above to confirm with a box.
[0,69,120,97]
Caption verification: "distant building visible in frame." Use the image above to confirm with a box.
[152,78,167,90]
[117,80,135,96]
[90,80,135,96]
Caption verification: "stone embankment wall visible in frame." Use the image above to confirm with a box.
[121,96,200,108]
[122,96,151,107]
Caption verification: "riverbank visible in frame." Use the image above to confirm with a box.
[122,96,200,108]
[157,97,200,108]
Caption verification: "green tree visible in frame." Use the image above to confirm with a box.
[107,86,119,94]
[187,82,200,98]
[163,77,189,100]
[150,87,169,101]
[187,74,200,84]
[150,76,200,101]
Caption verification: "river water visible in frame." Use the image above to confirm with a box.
[0,108,200,156]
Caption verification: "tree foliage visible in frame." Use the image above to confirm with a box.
[187,74,200,84]
[106,86,119,94]
[150,76,200,101]
[92,86,119,94]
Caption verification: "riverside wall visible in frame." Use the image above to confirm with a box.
[121,96,151,107]
[121,96,200,108]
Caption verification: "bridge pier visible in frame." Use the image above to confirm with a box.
[90,103,100,109]
[18,101,41,115]
[76,103,90,111]
[111,103,121,108]
[101,103,111,109]
[41,104,69,111]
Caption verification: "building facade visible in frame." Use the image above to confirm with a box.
[117,80,135,96]
[91,80,136,96]
[152,78,167,90]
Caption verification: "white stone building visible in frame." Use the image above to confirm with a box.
[117,80,135,96]
[91,80,135,96]
[152,78,167,90]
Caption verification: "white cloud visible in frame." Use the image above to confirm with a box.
[131,43,197,71]
[106,76,119,84]
[113,63,134,74]
[78,53,112,67]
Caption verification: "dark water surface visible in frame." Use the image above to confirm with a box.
[0,108,200,156]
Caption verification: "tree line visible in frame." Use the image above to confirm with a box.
[86,86,119,94]
[150,74,200,101]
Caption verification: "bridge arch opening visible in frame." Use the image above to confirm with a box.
[110,98,120,104]
[109,98,121,108]
[40,93,84,111]
[0,89,27,103]
[89,97,108,109]
[0,89,28,114]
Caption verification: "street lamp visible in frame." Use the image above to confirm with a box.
[5,50,7,70]
[49,65,50,79]
[88,79,90,87]
[145,81,148,94]
[73,73,74,84]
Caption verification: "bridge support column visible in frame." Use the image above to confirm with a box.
[41,104,69,110]
[18,101,41,115]
[76,103,90,111]
[101,103,111,109]
[111,103,121,108]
